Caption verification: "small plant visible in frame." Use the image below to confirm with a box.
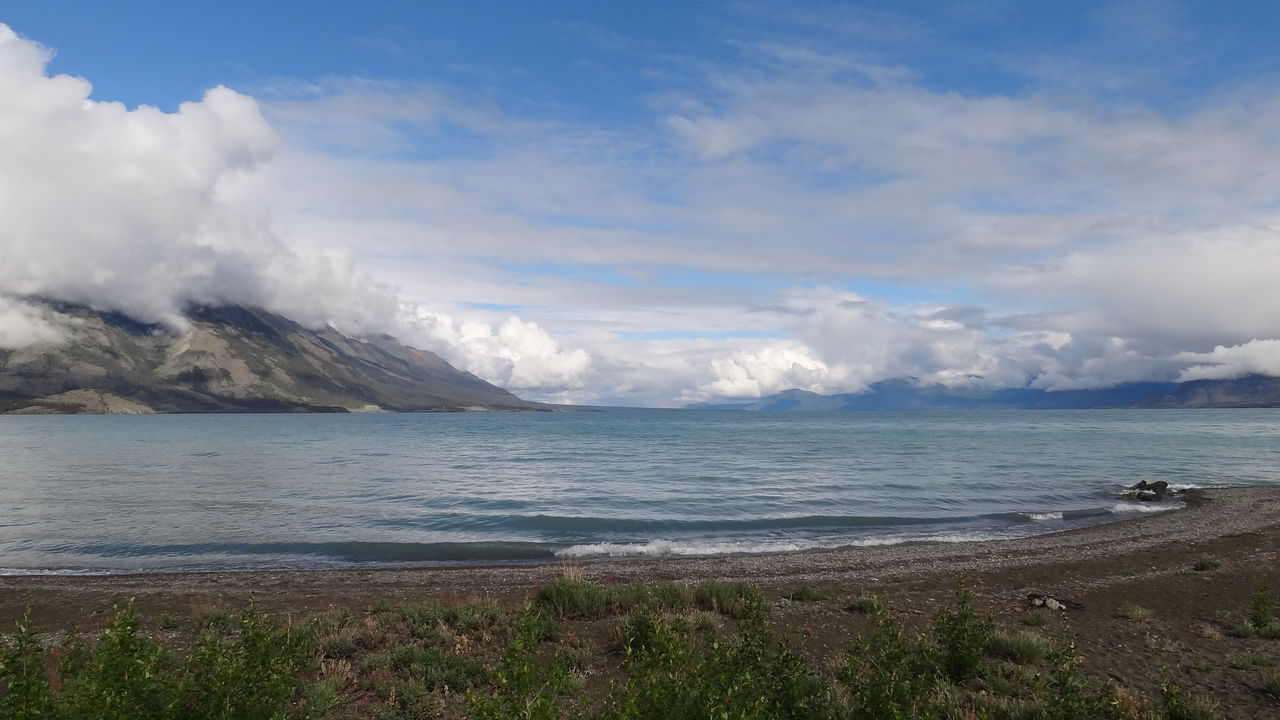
[1262,672,1280,702]
[648,583,693,612]
[844,594,885,615]
[1192,555,1222,572]
[1160,681,1222,720]
[198,609,232,633]
[693,580,766,619]
[154,612,179,631]
[933,581,995,682]
[1229,652,1275,669]
[534,577,608,618]
[1252,586,1275,630]
[784,585,825,602]
[1189,659,1213,672]
[988,630,1052,663]
[557,557,584,582]
[1023,608,1052,627]
[1123,603,1153,622]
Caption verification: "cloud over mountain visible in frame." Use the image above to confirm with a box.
[4,7,1280,407]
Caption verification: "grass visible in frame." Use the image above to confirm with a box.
[1192,555,1222,572]
[1262,672,1280,702]
[1229,652,1275,669]
[1023,608,1053,627]
[843,593,884,615]
[1124,603,1154,622]
[987,630,1052,663]
[1161,682,1222,720]
[0,579,1231,720]
[784,585,825,602]
[1229,586,1280,639]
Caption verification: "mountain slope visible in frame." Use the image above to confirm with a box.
[0,303,539,413]
[688,376,1280,411]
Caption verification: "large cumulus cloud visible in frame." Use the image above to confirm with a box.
[0,25,397,339]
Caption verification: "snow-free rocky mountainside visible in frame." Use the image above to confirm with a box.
[0,303,540,414]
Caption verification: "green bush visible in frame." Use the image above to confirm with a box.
[933,582,995,683]
[0,603,311,720]
[468,604,581,720]
[602,603,836,720]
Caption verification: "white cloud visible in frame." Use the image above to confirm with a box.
[401,308,592,394]
[0,25,397,337]
[5,17,1280,404]
[1176,340,1280,382]
[0,296,70,349]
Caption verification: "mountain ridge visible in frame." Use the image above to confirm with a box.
[0,302,542,414]
[687,375,1280,411]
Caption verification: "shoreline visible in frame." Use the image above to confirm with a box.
[6,486,1280,715]
[3,485,1278,625]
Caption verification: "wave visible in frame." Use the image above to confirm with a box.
[1110,501,1180,514]
[373,512,974,535]
[556,530,1018,558]
[60,540,560,563]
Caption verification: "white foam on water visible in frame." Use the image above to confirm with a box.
[556,539,820,558]
[556,530,1020,558]
[1025,512,1064,521]
[1110,501,1179,514]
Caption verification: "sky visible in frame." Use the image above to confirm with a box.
[2,1,1280,405]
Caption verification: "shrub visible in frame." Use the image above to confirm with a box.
[602,601,837,720]
[467,604,580,720]
[933,582,995,683]
[1,603,312,720]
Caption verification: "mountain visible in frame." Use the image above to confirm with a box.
[0,302,541,414]
[687,376,1280,411]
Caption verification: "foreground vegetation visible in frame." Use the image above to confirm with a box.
[1,578,1232,719]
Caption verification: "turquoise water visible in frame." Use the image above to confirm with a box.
[1,409,1278,573]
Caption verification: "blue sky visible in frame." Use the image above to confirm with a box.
[3,1,1280,404]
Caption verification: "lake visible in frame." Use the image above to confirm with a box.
[2,409,1278,573]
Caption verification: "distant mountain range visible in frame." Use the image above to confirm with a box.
[687,376,1280,411]
[0,302,541,414]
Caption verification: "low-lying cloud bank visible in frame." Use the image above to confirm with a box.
[2,22,1279,406]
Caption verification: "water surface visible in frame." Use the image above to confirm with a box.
[2,409,1278,573]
